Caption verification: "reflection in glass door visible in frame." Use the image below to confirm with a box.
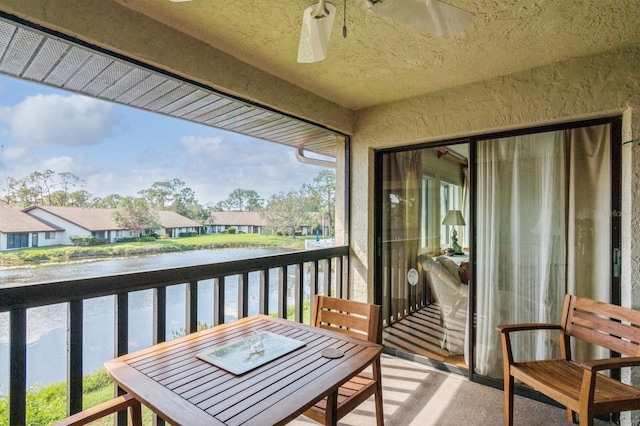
[377,144,470,369]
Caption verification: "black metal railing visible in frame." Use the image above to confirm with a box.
[0,246,349,425]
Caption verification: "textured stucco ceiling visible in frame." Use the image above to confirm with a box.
[110,0,640,111]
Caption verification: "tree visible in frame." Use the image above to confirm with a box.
[27,170,56,205]
[214,188,263,212]
[262,190,312,237]
[138,178,202,219]
[1,170,89,207]
[111,197,160,237]
[304,170,336,236]
[93,194,123,209]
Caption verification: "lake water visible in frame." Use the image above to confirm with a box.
[0,247,312,396]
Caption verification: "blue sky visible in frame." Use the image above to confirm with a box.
[0,75,330,206]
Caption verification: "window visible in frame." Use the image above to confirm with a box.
[8,233,28,249]
[440,181,462,247]
[45,232,55,240]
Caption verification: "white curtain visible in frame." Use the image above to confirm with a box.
[474,125,611,378]
[566,124,611,362]
[475,131,566,377]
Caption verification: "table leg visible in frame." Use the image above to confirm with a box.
[325,391,338,426]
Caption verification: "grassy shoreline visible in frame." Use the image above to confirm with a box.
[0,234,311,268]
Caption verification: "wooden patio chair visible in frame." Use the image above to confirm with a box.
[52,393,142,426]
[303,295,384,426]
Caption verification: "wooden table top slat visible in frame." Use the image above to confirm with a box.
[105,315,382,426]
[228,345,379,426]
[131,320,290,372]
[178,334,338,401]
[148,324,305,387]
[201,340,360,416]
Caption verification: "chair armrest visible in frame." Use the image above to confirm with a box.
[495,323,562,334]
[496,323,563,366]
[581,356,640,372]
[53,393,141,426]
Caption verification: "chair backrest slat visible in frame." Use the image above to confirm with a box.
[312,295,382,344]
[564,295,640,357]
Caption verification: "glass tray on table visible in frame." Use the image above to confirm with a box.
[197,331,306,375]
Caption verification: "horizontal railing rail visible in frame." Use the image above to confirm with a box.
[0,246,349,426]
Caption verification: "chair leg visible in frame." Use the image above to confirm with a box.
[129,401,142,426]
[577,412,593,426]
[504,373,514,426]
[325,391,338,426]
[373,359,384,426]
[567,408,577,424]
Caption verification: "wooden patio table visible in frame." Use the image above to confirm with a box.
[104,314,383,425]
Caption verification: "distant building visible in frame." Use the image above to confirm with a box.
[155,210,202,237]
[0,205,64,250]
[0,205,201,251]
[205,211,268,234]
[24,205,131,245]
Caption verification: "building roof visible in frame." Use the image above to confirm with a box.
[22,206,200,231]
[0,205,63,233]
[157,210,201,228]
[23,205,127,232]
[206,211,268,227]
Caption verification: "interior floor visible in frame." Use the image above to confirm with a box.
[382,304,467,369]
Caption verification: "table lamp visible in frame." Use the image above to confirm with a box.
[442,210,465,255]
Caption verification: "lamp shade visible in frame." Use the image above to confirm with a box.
[297,1,336,63]
[442,210,465,226]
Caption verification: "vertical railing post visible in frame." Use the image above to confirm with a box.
[153,286,167,344]
[115,293,128,426]
[67,300,83,415]
[214,277,224,325]
[320,259,330,296]
[259,269,269,315]
[153,286,167,426]
[238,272,249,318]
[309,260,319,304]
[342,254,349,299]
[335,256,343,298]
[9,309,26,426]
[278,267,286,319]
[186,281,198,333]
[294,263,303,323]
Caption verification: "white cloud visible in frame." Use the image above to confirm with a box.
[177,135,329,204]
[0,94,117,147]
[85,169,169,198]
[0,144,29,163]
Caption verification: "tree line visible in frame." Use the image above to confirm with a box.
[0,169,336,237]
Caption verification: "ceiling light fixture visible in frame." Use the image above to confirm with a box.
[297,0,337,63]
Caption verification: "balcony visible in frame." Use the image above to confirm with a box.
[1,246,611,426]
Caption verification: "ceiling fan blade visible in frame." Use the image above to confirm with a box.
[297,1,337,63]
[359,0,474,38]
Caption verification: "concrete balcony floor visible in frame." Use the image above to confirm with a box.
[290,354,610,426]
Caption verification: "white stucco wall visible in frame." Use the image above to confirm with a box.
[26,209,91,245]
[348,47,640,306]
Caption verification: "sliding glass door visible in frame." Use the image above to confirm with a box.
[375,119,620,381]
[377,143,470,368]
[475,123,615,379]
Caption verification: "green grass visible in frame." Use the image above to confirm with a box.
[0,234,313,267]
